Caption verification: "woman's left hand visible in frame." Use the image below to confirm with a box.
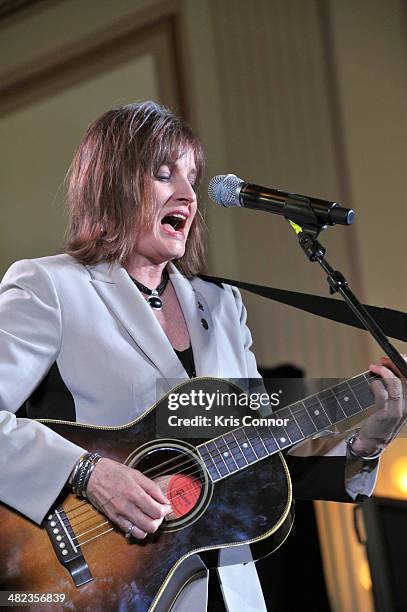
[351,355,407,457]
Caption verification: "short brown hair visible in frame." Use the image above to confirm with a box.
[65,101,206,277]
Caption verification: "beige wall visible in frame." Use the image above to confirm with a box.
[2,1,406,370]
[315,3,407,610]
[0,54,159,266]
[1,2,407,610]
[0,0,369,378]
[328,0,407,357]
[206,0,369,378]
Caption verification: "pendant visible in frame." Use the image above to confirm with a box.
[148,294,163,310]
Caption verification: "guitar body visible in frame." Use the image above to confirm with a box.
[0,381,294,612]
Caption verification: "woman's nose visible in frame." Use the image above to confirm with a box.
[174,176,196,202]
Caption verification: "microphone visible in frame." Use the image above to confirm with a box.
[208,174,355,227]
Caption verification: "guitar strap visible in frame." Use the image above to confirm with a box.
[199,275,407,342]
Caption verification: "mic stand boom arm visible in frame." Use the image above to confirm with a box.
[287,200,407,379]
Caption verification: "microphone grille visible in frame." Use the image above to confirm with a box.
[207,174,244,207]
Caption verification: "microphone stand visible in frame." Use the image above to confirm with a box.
[284,195,407,378]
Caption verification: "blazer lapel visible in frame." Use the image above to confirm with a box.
[168,263,219,377]
[87,262,187,380]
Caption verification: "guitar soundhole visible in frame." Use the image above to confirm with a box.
[127,443,211,531]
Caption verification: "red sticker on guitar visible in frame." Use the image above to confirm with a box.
[168,474,201,517]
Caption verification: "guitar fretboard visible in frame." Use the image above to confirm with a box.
[197,371,377,482]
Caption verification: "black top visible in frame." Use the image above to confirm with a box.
[174,345,196,378]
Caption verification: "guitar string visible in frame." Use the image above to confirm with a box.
[70,413,385,543]
[65,499,89,513]
[65,439,259,532]
[64,372,379,538]
[64,464,201,535]
[63,373,380,539]
[65,410,319,545]
[63,509,105,531]
[77,526,115,547]
[71,519,110,538]
[65,370,378,508]
[64,370,379,513]
[136,372,380,480]
[65,454,201,527]
[67,427,357,541]
[64,378,370,547]
[70,506,198,546]
[68,460,203,536]
[68,503,100,522]
[64,425,298,544]
[65,457,206,540]
[66,427,369,533]
[67,464,201,537]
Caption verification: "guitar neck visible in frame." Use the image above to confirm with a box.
[197,370,378,482]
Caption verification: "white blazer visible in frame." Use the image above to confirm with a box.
[0,254,261,524]
[0,254,378,612]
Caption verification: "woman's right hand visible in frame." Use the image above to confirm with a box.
[86,458,172,539]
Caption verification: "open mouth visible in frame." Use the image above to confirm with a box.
[161,213,188,233]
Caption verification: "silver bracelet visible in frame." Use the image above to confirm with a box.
[71,452,102,497]
[345,429,384,461]
[68,452,88,487]
[81,454,103,497]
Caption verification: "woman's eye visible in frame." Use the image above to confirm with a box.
[156,174,170,181]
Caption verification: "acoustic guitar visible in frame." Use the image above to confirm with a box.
[0,373,378,611]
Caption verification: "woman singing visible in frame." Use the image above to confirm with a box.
[1,101,405,611]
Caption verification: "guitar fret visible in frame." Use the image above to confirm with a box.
[346,380,363,409]
[284,407,304,443]
[206,441,230,477]
[243,426,268,458]
[331,381,361,417]
[198,444,222,481]
[290,401,318,436]
[269,423,292,449]
[233,429,257,463]
[222,434,243,468]
[303,396,331,430]
[254,425,279,454]
[224,432,248,467]
[287,406,304,437]
[253,426,269,454]
[196,371,380,483]
[242,427,261,459]
[348,374,374,410]
[318,388,346,423]
[316,394,333,424]
[214,437,239,473]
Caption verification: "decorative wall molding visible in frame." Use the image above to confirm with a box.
[0,0,189,117]
[0,0,47,21]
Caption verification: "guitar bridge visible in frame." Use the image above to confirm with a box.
[45,505,93,587]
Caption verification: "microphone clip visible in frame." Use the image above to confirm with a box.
[285,194,334,238]
[285,194,321,232]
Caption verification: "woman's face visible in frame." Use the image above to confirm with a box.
[133,149,198,266]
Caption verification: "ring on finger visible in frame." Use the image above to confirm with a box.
[383,381,403,401]
[125,521,135,540]
[387,385,403,400]
[388,393,403,400]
